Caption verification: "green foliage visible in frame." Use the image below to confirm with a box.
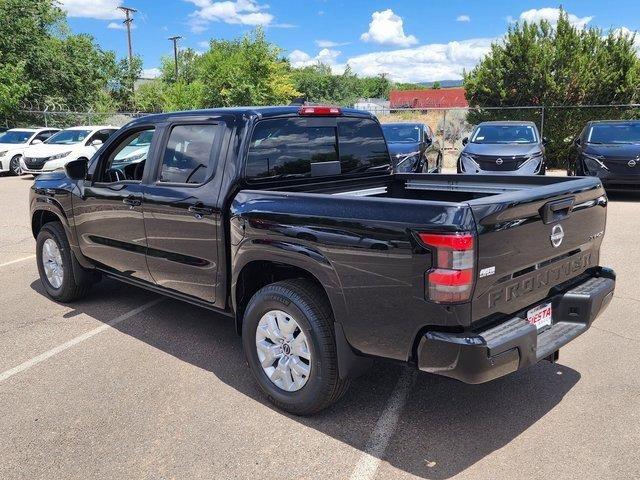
[0,0,134,115]
[160,48,201,84]
[431,81,441,89]
[196,29,299,107]
[0,58,28,114]
[464,8,640,167]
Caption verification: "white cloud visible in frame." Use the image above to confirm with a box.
[197,40,210,49]
[107,21,136,30]
[186,0,273,32]
[360,9,418,47]
[141,68,161,79]
[58,0,124,20]
[288,48,342,71]
[456,15,471,22]
[315,40,350,48]
[518,8,593,29]
[345,37,493,83]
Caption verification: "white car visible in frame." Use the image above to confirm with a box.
[21,125,119,175]
[0,128,60,175]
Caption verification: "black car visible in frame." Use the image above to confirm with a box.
[381,122,441,173]
[458,121,546,175]
[569,120,640,191]
[30,105,614,415]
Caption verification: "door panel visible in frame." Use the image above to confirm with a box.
[142,123,223,303]
[143,185,220,302]
[74,126,157,282]
[74,182,152,282]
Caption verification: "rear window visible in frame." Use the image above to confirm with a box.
[246,117,389,181]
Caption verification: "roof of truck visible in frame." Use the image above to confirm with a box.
[127,106,376,126]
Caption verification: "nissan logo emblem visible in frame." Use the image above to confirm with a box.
[628,159,637,167]
[495,158,503,165]
[550,224,564,248]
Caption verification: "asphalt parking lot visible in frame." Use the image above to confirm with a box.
[1,173,639,480]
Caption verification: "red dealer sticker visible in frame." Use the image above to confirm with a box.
[527,303,553,331]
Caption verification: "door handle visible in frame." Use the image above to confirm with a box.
[188,204,214,217]
[122,196,142,207]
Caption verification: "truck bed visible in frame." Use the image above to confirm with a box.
[232,173,606,362]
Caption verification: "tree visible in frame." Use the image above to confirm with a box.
[160,48,201,84]
[464,8,640,167]
[0,0,132,116]
[431,81,441,89]
[196,29,299,107]
[0,59,28,115]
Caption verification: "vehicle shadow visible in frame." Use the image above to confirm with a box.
[30,278,580,479]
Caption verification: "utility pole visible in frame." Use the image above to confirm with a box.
[117,6,137,66]
[168,36,182,81]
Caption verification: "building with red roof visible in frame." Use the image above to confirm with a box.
[389,87,468,109]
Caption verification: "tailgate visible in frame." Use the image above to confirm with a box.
[469,177,607,323]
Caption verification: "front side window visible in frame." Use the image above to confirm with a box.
[34,130,58,142]
[0,130,34,144]
[99,127,155,183]
[471,125,537,144]
[46,129,92,145]
[159,124,218,184]
[88,129,117,145]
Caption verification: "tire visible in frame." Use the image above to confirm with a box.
[242,279,350,415]
[36,222,92,302]
[9,155,22,176]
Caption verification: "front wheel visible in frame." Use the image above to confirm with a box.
[242,279,350,415]
[36,222,93,302]
[9,155,22,176]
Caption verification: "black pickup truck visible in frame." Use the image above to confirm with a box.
[30,106,615,415]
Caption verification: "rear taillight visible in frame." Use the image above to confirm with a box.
[298,105,342,116]
[419,232,475,303]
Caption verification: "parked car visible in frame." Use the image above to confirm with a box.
[0,127,60,175]
[568,120,640,191]
[20,125,118,175]
[30,106,614,415]
[458,121,546,175]
[381,122,442,173]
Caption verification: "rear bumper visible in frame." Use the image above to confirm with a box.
[417,267,615,384]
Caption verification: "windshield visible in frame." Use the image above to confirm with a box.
[0,130,33,144]
[588,122,640,144]
[471,124,537,144]
[382,124,420,143]
[46,129,91,145]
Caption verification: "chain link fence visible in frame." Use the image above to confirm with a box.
[4,104,640,170]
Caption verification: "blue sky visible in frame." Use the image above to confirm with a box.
[61,0,640,83]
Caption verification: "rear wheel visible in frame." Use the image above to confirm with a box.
[9,155,21,176]
[242,279,350,415]
[36,222,93,302]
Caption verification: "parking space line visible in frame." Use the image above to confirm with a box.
[0,298,163,384]
[349,368,416,480]
[0,255,35,268]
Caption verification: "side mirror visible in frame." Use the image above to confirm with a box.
[461,137,469,146]
[91,139,103,147]
[542,137,549,145]
[31,139,43,145]
[64,158,88,180]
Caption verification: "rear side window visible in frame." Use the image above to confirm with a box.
[160,124,218,184]
[246,117,389,181]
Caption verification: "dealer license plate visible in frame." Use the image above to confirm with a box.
[527,303,553,331]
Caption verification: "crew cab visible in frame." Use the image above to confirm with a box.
[30,106,615,415]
